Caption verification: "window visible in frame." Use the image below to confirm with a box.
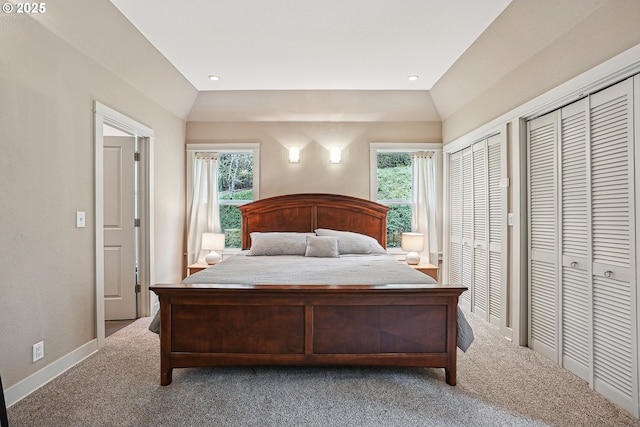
[186,143,260,259]
[370,143,442,253]
[376,152,412,248]
[218,153,253,248]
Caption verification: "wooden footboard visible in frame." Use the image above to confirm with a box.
[151,283,466,386]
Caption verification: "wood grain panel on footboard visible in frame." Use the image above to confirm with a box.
[171,305,305,354]
[151,283,466,387]
[313,305,447,354]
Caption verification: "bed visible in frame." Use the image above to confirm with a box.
[150,193,470,386]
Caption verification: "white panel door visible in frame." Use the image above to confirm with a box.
[589,78,637,414]
[559,99,591,381]
[104,136,137,320]
[528,111,559,363]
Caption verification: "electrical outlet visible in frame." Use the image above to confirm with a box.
[33,341,44,362]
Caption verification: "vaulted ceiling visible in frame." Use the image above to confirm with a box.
[108,0,514,92]
[108,0,510,121]
[32,0,610,123]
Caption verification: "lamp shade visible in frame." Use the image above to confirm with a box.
[401,232,424,252]
[201,232,225,250]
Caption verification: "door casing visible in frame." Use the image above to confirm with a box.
[94,101,154,348]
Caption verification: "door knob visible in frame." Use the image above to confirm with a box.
[570,262,577,268]
[604,270,613,278]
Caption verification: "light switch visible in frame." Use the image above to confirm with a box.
[76,211,86,228]
[507,213,514,226]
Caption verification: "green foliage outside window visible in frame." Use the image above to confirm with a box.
[218,153,253,248]
[218,153,253,197]
[213,152,413,249]
[386,205,412,247]
[219,190,253,248]
[377,153,412,248]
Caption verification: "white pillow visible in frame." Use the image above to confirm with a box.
[305,236,340,258]
[248,232,315,256]
[314,229,386,255]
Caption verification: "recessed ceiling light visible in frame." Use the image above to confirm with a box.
[407,75,419,81]
[208,75,220,81]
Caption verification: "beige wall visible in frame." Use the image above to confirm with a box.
[439,0,640,143]
[187,121,442,200]
[0,15,186,388]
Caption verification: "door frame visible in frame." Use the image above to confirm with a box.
[94,101,154,348]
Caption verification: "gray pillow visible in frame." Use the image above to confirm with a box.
[305,236,340,258]
[314,229,386,255]
[248,232,315,256]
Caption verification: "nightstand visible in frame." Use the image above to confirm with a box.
[187,262,209,276]
[407,262,439,282]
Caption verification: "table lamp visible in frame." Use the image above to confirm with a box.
[401,232,424,265]
[201,232,225,265]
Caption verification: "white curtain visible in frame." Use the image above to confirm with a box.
[187,153,221,264]
[411,151,437,264]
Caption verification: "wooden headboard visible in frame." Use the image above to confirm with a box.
[238,193,390,250]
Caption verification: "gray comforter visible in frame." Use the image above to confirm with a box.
[149,253,474,351]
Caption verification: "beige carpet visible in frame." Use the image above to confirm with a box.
[7,312,640,427]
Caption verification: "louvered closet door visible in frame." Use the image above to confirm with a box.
[461,147,474,308]
[487,134,503,325]
[528,111,559,363]
[448,135,505,324]
[472,141,488,318]
[559,99,590,382]
[449,152,463,289]
[589,78,637,412]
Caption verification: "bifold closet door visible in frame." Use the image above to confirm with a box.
[449,152,463,294]
[559,99,590,382]
[527,111,559,363]
[461,148,474,308]
[448,147,474,309]
[487,135,503,325]
[472,142,488,318]
[449,137,505,325]
[527,76,638,417]
[589,78,637,412]
[529,100,592,373]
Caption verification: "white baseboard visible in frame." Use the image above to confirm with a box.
[5,339,98,407]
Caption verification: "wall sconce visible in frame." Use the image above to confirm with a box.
[329,147,341,164]
[288,146,300,163]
